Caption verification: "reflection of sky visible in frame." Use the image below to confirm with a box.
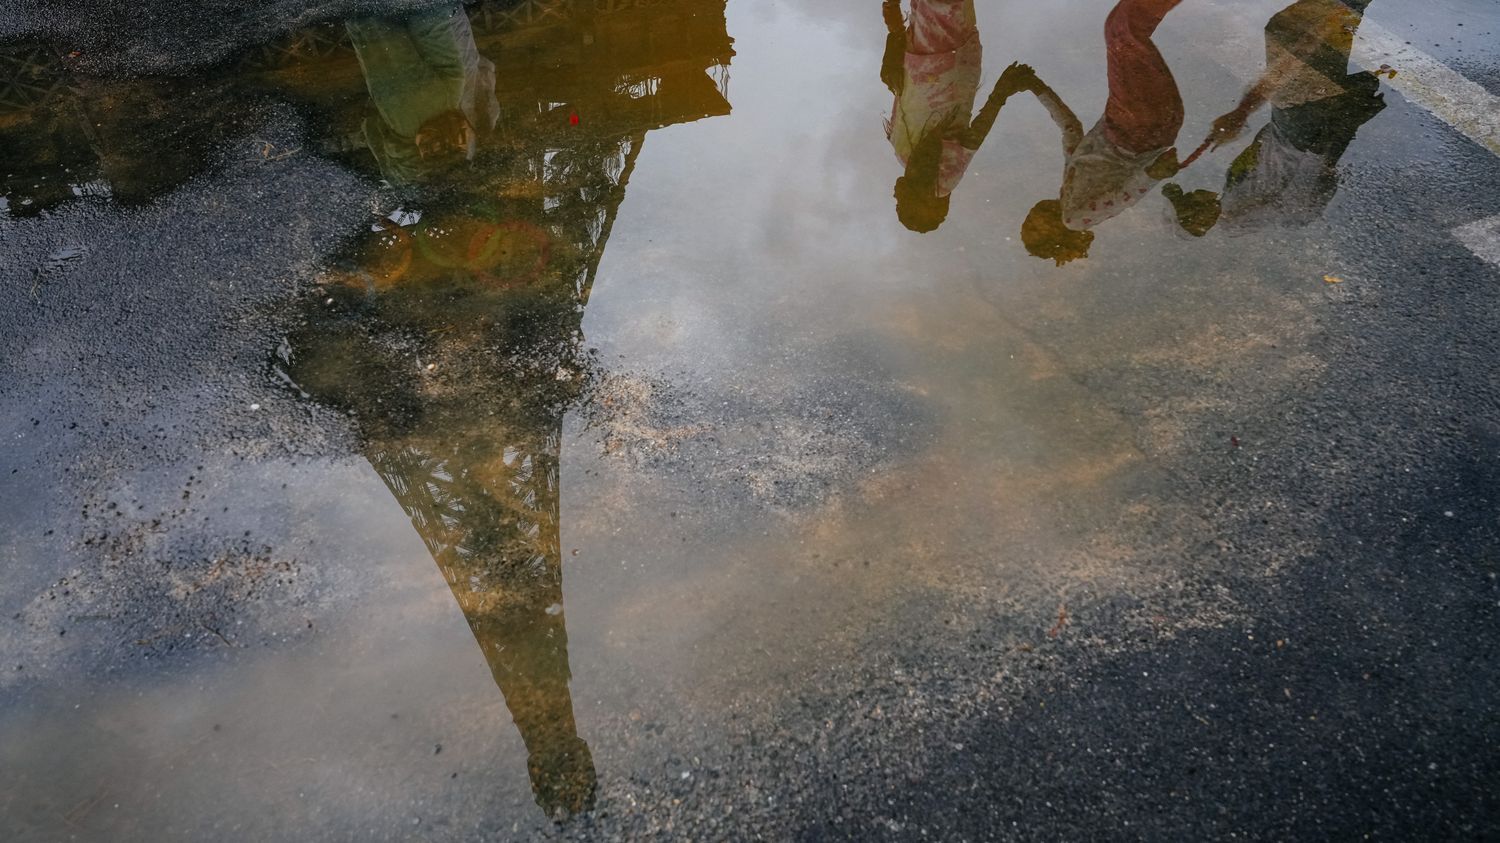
[561,0,1353,750]
[583,0,1338,371]
[566,0,1396,737]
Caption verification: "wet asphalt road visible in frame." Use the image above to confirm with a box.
[3,0,1500,839]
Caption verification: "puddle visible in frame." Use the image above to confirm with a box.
[1,0,1494,838]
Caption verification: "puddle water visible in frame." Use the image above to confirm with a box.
[1,0,1492,838]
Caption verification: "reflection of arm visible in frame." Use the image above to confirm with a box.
[1219,79,1270,123]
[1207,12,1350,144]
[1030,79,1083,154]
[963,75,1013,149]
[964,66,1082,154]
[881,0,906,96]
[1204,79,1268,148]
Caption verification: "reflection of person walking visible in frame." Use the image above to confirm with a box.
[1017,0,1187,263]
[1176,0,1383,234]
[346,4,499,183]
[883,0,983,232]
[1067,0,1186,225]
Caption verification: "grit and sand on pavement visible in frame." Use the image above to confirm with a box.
[2,0,1499,839]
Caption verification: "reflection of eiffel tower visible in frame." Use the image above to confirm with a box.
[368,428,601,816]
[0,42,68,114]
[276,0,734,821]
[0,42,106,211]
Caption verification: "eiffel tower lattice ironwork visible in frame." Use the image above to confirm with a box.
[0,43,67,114]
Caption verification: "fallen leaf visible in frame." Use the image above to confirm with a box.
[1323,275,1344,284]
[1047,603,1068,638]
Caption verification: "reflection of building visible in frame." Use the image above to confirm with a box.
[0,0,733,217]
[275,0,734,820]
[244,0,734,131]
[367,426,599,816]
[0,0,733,820]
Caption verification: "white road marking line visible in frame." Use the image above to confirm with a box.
[1206,6,1499,155]
[1352,23,1500,267]
[1352,21,1500,157]
[1453,214,1500,269]
[1202,4,1500,266]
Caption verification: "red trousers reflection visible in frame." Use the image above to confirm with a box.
[1101,0,1185,154]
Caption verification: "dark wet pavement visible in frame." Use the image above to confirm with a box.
[2,0,1499,839]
